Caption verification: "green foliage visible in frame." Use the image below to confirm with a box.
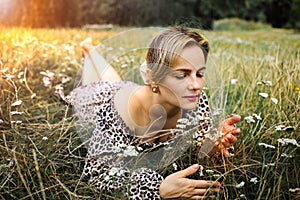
[0,27,299,199]
[1,0,300,30]
[213,18,273,31]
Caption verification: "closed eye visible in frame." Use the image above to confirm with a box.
[196,72,204,78]
[175,73,188,79]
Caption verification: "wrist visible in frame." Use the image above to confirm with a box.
[159,182,166,199]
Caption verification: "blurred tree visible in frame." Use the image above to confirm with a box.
[287,0,300,29]
[0,0,298,29]
[265,0,292,28]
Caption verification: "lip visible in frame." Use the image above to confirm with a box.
[183,94,200,102]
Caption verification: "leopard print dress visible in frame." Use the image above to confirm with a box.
[66,80,212,199]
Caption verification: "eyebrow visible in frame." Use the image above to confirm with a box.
[174,66,206,72]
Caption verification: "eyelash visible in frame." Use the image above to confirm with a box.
[175,72,204,79]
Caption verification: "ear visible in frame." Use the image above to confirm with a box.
[140,61,152,85]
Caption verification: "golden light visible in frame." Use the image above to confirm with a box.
[0,0,14,21]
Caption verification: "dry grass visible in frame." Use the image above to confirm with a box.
[0,27,299,199]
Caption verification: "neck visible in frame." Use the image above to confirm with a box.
[139,86,181,119]
[128,85,182,140]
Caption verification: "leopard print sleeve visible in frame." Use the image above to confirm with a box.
[68,81,163,199]
[190,91,214,147]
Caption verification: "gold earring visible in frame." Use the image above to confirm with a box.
[151,85,159,93]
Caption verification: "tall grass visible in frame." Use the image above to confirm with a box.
[0,27,299,199]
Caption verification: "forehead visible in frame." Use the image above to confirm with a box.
[173,45,206,69]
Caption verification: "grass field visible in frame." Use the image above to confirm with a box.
[0,26,299,199]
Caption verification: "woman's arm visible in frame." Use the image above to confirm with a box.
[82,128,164,199]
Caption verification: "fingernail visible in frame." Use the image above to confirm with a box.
[192,164,199,169]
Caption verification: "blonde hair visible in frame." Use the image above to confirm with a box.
[146,27,209,83]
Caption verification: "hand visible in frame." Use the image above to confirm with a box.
[217,115,241,157]
[159,164,222,199]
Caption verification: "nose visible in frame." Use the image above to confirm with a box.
[188,75,204,91]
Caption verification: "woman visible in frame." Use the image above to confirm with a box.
[67,27,241,199]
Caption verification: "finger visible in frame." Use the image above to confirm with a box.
[176,164,199,178]
[190,195,217,200]
[232,127,241,135]
[221,134,237,146]
[192,188,222,196]
[222,149,230,157]
[224,115,241,126]
[190,180,221,188]
[191,188,208,195]
[190,196,206,200]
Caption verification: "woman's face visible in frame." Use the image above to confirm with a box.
[158,45,206,110]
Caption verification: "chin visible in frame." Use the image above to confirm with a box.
[181,103,198,110]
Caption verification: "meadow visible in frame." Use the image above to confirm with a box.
[0,26,299,199]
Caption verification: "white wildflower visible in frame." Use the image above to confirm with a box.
[281,153,294,158]
[257,80,272,86]
[177,118,189,124]
[253,113,262,120]
[278,138,300,147]
[289,188,300,193]
[236,37,242,43]
[199,165,204,176]
[230,79,238,84]
[213,174,221,179]
[123,146,138,157]
[42,136,48,141]
[258,142,276,149]
[17,71,24,78]
[259,92,269,98]
[108,167,119,176]
[10,111,24,115]
[11,120,22,124]
[31,93,36,99]
[245,115,255,124]
[264,163,275,167]
[275,125,285,131]
[271,97,278,104]
[70,59,77,65]
[250,177,258,184]
[61,76,71,84]
[0,119,4,124]
[136,146,143,151]
[205,169,214,174]
[121,64,128,68]
[240,194,246,198]
[0,68,8,73]
[176,124,187,129]
[5,74,15,80]
[263,81,272,86]
[40,71,55,78]
[236,181,245,188]
[42,77,52,87]
[11,100,23,107]
[172,163,178,170]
